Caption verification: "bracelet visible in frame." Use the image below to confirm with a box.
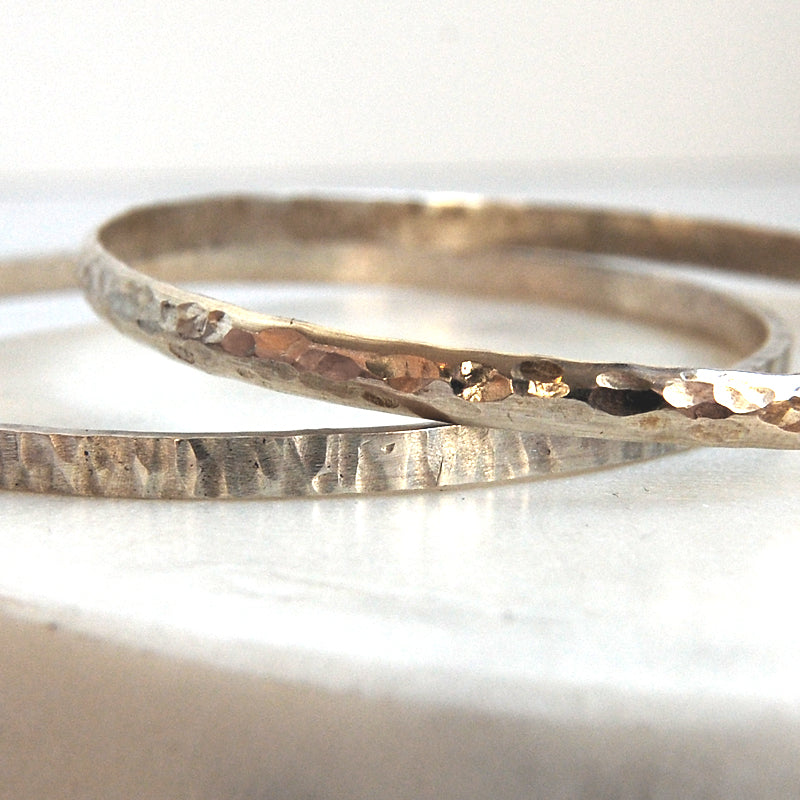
[80,195,795,448]
[0,253,691,500]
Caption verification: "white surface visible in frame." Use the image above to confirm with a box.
[2,166,800,798]
[1,2,800,172]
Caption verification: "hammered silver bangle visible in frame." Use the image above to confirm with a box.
[0,253,701,500]
[80,194,795,448]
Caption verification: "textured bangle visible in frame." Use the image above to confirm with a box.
[0,253,693,500]
[80,195,795,448]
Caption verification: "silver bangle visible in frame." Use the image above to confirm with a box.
[0,253,693,500]
[80,195,794,448]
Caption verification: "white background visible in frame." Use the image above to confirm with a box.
[1,1,799,175]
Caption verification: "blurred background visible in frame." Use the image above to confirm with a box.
[1,0,798,178]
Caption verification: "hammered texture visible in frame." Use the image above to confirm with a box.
[0,425,676,499]
[82,196,797,449]
[0,253,683,499]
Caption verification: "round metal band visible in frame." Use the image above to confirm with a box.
[80,195,796,448]
[0,253,684,500]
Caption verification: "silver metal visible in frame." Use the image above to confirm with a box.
[0,253,690,500]
[81,195,795,448]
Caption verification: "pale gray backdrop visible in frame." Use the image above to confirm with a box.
[0,0,798,174]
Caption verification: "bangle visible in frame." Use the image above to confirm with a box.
[0,253,693,500]
[80,195,794,448]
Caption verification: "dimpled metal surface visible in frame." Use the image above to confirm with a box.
[0,254,686,499]
[81,195,796,448]
[0,422,679,499]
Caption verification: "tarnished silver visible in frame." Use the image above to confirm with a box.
[0,253,695,499]
[81,195,796,448]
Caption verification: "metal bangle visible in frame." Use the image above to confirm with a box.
[80,194,795,448]
[0,253,689,500]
